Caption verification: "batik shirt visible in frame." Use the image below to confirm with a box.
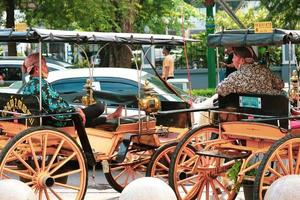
[22,77,75,126]
[217,63,284,97]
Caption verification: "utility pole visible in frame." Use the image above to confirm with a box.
[205,0,216,88]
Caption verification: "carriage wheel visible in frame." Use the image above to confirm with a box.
[104,148,154,192]
[169,125,225,200]
[253,134,300,200]
[0,126,88,200]
[146,142,195,184]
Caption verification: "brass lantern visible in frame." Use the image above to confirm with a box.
[138,81,161,114]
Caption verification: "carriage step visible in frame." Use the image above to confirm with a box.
[115,133,134,163]
[196,149,251,160]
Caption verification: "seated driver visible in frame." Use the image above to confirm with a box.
[217,46,284,97]
[21,53,122,127]
[215,46,284,122]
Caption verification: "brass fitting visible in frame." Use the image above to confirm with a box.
[81,79,96,106]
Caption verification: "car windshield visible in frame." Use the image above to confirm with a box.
[142,73,191,102]
[49,70,192,103]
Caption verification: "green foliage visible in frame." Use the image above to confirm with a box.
[227,160,257,182]
[260,0,300,30]
[191,88,215,97]
[184,32,207,68]
[73,58,89,68]
[215,7,268,30]
[11,0,203,35]
[20,0,117,31]
[227,161,242,182]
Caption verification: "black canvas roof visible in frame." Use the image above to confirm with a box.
[208,29,300,47]
[0,28,197,45]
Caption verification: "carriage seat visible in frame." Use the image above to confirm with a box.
[218,93,289,129]
[0,92,74,127]
[0,92,40,126]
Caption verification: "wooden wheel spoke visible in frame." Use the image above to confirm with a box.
[44,188,51,200]
[157,162,169,171]
[206,180,210,200]
[155,174,168,178]
[209,178,221,200]
[179,150,188,164]
[180,155,198,167]
[42,134,48,171]
[46,139,65,172]
[26,181,35,186]
[275,153,289,175]
[268,166,283,178]
[49,187,64,200]
[288,143,294,174]
[52,169,82,179]
[184,180,202,199]
[123,171,130,187]
[163,153,171,164]
[262,186,269,191]
[113,167,129,181]
[132,161,148,170]
[12,151,36,175]
[214,177,230,196]
[294,146,300,174]
[39,189,43,200]
[28,138,40,172]
[130,169,135,181]
[110,165,126,171]
[54,182,80,191]
[1,173,10,179]
[134,170,144,177]
[4,167,33,180]
[178,174,200,185]
[196,178,206,199]
[49,152,76,175]
[180,182,189,194]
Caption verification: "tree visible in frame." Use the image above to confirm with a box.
[215,7,268,30]
[260,0,300,30]
[0,0,202,67]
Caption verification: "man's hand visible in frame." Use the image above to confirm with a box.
[219,62,227,68]
[76,108,86,125]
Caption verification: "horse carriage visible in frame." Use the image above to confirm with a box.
[0,28,202,199]
[166,29,300,200]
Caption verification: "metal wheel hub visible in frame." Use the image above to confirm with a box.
[37,173,55,188]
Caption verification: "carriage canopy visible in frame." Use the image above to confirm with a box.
[208,29,300,47]
[0,28,196,45]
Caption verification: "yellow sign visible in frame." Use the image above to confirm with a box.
[254,22,273,33]
[15,23,28,32]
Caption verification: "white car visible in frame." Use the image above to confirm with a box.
[5,67,203,126]
[0,56,69,87]
[45,68,201,126]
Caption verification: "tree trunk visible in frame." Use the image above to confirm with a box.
[99,1,135,68]
[6,0,17,56]
[99,43,132,68]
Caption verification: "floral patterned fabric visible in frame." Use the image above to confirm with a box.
[217,63,284,97]
[22,77,75,126]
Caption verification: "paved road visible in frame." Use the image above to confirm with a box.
[61,170,248,200]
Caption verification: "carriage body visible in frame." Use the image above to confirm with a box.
[168,28,300,200]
